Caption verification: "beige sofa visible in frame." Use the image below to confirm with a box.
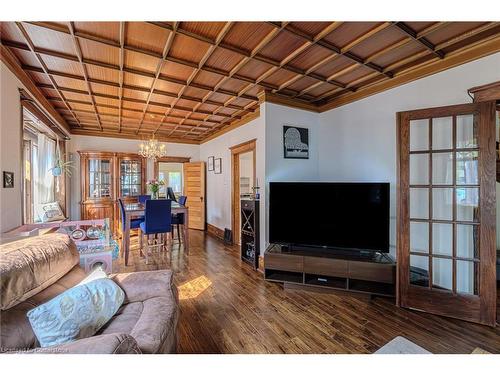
[0,233,178,354]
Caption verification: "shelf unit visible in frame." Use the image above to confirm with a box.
[240,199,260,269]
[264,244,396,297]
[79,151,146,234]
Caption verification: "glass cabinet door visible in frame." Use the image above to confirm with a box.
[88,158,112,198]
[119,159,143,197]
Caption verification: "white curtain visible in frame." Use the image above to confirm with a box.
[34,134,56,210]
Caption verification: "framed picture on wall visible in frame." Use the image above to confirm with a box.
[3,171,14,188]
[214,158,222,174]
[283,125,309,159]
[208,156,215,171]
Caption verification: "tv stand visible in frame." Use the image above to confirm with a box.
[264,244,396,298]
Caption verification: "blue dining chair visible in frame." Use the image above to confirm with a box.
[137,195,151,205]
[118,198,144,258]
[172,196,187,242]
[139,199,173,263]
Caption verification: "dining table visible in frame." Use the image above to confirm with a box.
[122,201,189,266]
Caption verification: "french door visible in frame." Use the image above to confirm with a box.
[397,101,497,326]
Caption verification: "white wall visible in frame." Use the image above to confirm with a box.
[200,104,266,251]
[67,134,200,220]
[0,62,23,232]
[264,102,321,252]
[318,52,500,257]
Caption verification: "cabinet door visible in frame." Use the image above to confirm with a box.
[117,157,145,199]
[86,157,113,199]
[397,101,497,326]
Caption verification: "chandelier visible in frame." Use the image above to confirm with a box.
[138,136,167,161]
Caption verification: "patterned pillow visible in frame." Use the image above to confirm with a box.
[35,201,65,223]
[27,278,125,348]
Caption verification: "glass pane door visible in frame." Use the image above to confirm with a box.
[88,158,112,198]
[398,102,496,326]
[120,159,142,197]
[409,114,479,294]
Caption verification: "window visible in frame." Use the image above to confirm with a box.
[22,107,60,223]
[157,162,183,198]
[169,172,182,194]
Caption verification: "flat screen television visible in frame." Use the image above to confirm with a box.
[269,182,390,253]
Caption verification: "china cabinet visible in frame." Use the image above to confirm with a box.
[79,151,146,233]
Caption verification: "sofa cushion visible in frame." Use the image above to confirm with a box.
[0,266,87,352]
[98,296,177,354]
[0,233,79,310]
[27,278,125,347]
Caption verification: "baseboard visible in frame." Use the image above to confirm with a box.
[206,223,225,241]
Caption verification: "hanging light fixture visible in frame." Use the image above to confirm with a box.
[138,135,167,161]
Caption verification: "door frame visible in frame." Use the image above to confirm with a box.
[397,102,497,326]
[230,139,257,245]
[153,156,191,197]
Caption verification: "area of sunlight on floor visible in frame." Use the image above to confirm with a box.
[178,275,213,300]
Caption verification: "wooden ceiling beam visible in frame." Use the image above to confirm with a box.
[136,22,178,134]
[393,22,445,59]
[22,22,277,97]
[118,21,125,132]
[277,22,393,79]
[434,22,500,51]
[341,22,392,53]
[175,22,287,138]
[22,64,247,111]
[46,96,224,124]
[13,22,82,128]
[152,21,349,92]
[269,22,393,98]
[59,108,212,129]
[36,82,248,120]
[157,22,235,137]
[68,22,103,131]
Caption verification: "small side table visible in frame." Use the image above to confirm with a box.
[76,239,119,274]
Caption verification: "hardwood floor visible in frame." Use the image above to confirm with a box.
[114,230,500,354]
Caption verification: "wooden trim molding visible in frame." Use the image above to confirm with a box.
[201,108,260,144]
[1,44,71,135]
[319,35,500,112]
[70,128,200,144]
[230,139,257,245]
[261,91,320,113]
[207,223,225,241]
[469,80,500,102]
[153,156,192,179]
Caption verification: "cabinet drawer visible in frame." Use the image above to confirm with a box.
[348,262,395,284]
[303,256,348,277]
[265,253,303,272]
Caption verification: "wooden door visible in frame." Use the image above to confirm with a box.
[397,102,497,326]
[184,162,206,230]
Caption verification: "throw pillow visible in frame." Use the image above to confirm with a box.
[35,202,65,223]
[27,278,125,348]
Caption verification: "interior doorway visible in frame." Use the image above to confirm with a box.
[153,156,191,200]
[231,139,256,245]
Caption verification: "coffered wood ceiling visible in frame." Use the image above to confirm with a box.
[1,21,499,143]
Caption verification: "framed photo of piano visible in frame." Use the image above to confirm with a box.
[283,125,309,159]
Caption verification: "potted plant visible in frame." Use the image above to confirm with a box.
[49,138,74,177]
[147,179,165,200]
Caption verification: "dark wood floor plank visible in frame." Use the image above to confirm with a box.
[114,231,500,354]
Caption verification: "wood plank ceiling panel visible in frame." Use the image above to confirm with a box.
[1,21,498,142]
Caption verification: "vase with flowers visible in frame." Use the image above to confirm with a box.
[147,179,164,200]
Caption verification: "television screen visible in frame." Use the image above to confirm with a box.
[269,182,390,252]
